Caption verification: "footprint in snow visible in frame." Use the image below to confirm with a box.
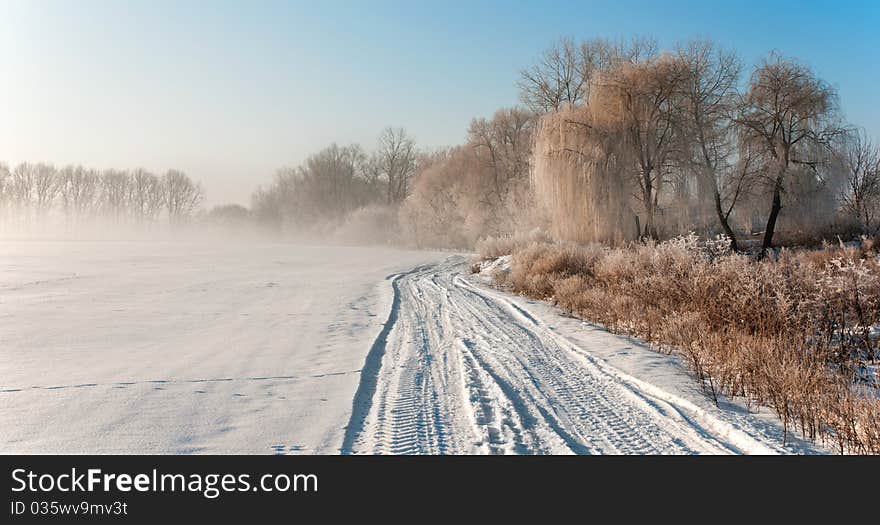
[271,444,304,455]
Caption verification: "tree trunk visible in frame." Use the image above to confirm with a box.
[642,200,658,239]
[703,162,739,251]
[641,170,658,240]
[713,188,739,252]
[762,183,782,255]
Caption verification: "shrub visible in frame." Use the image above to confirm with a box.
[475,230,551,261]
[492,235,880,453]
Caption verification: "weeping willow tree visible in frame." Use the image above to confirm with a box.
[533,55,686,244]
[532,50,744,245]
[532,107,637,244]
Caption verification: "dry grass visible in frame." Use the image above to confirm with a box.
[474,230,551,261]
[489,233,880,453]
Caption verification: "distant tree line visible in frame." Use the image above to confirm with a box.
[13,36,871,250]
[251,127,420,232]
[400,107,535,247]
[250,111,535,248]
[0,163,204,226]
[248,37,877,251]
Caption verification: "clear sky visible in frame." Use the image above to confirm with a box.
[1,0,878,205]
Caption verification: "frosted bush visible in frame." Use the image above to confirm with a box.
[705,234,733,260]
[498,237,880,452]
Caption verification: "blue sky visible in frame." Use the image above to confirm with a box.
[1,0,877,205]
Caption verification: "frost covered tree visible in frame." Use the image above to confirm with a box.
[593,55,687,238]
[401,108,537,246]
[252,143,377,229]
[518,37,586,113]
[519,37,658,113]
[467,107,534,208]
[840,130,880,234]
[735,53,846,252]
[674,40,744,249]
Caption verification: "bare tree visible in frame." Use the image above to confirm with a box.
[58,165,77,216]
[162,170,203,223]
[59,166,99,218]
[250,182,286,229]
[372,127,417,205]
[10,163,40,218]
[840,130,880,233]
[401,145,486,247]
[29,163,59,215]
[130,169,165,221]
[467,107,534,207]
[305,143,371,220]
[675,39,743,249]
[0,163,9,209]
[99,170,132,218]
[519,37,586,113]
[0,160,207,228]
[736,53,846,252]
[520,36,658,114]
[595,56,687,238]
[402,108,537,246]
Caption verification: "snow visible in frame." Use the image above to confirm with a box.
[474,254,511,277]
[471,257,826,454]
[344,256,825,454]
[1,241,825,454]
[0,240,443,454]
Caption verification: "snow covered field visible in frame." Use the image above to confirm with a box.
[0,240,442,454]
[1,240,822,454]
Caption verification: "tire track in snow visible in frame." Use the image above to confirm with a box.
[340,265,433,454]
[343,256,784,455]
[457,338,545,454]
[459,277,784,455]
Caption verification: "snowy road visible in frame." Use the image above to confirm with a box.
[343,257,816,455]
[1,241,817,454]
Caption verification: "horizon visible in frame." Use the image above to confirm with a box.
[1,0,878,206]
